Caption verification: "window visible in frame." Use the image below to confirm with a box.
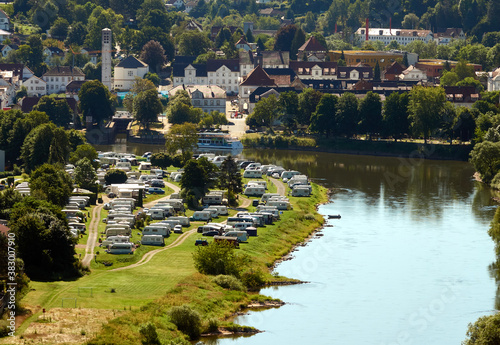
[363,72,369,78]
[50,77,54,82]
[323,68,329,75]
[204,100,208,105]
[222,79,225,84]
[298,68,303,73]
[30,86,33,90]
[55,77,58,81]
[128,71,133,76]
[189,71,192,75]
[315,71,319,76]
[210,100,214,105]
[229,79,231,84]
[216,100,220,105]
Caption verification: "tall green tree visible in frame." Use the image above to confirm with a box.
[140,40,166,73]
[74,158,98,191]
[20,123,56,172]
[408,86,447,144]
[336,92,359,136]
[48,127,70,165]
[274,24,297,52]
[246,95,280,128]
[133,89,163,129]
[309,94,338,137]
[69,144,98,168]
[358,91,382,140]
[382,92,410,140]
[177,31,211,56]
[373,61,381,82]
[164,123,199,161]
[29,164,73,207]
[290,27,306,60]
[218,156,242,206]
[79,80,114,126]
[180,159,214,208]
[33,96,73,128]
[279,91,300,133]
[298,88,323,126]
[470,141,500,183]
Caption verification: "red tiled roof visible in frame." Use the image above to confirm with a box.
[298,36,326,52]
[384,61,405,74]
[0,224,9,237]
[240,65,275,86]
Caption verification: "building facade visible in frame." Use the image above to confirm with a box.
[169,85,226,113]
[23,76,47,96]
[42,66,85,94]
[113,56,149,91]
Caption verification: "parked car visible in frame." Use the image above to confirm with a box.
[103,203,111,210]
[148,187,165,194]
[245,129,255,133]
[142,152,152,158]
[202,230,219,237]
[108,192,117,198]
[101,163,110,169]
[174,225,183,234]
[151,180,165,188]
[195,238,209,246]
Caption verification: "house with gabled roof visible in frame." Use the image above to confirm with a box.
[169,85,226,113]
[382,61,405,81]
[240,65,277,113]
[44,46,65,64]
[398,65,427,82]
[298,36,327,61]
[235,36,252,52]
[290,61,338,80]
[113,56,149,91]
[42,66,85,94]
[0,9,9,32]
[0,44,17,57]
[23,75,47,97]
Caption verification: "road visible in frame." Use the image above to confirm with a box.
[269,177,286,196]
[222,100,248,138]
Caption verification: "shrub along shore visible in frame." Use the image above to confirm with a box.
[242,134,473,161]
[83,183,329,344]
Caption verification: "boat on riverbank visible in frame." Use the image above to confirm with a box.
[198,132,243,150]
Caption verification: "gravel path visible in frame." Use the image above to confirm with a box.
[82,203,103,267]
[269,177,286,196]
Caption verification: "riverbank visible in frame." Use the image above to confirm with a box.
[242,134,473,161]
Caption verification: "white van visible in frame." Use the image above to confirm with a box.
[202,194,223,205]
[246,163,261,170]
[227,217,254,227]
[247,180,267,189]
[160,219,181,228]
[107,243,133,254]
[211,205,228,216]
[68,199,86,209]
[115,161,131,171]
[291,186,312,197]
[191,211,212,222]
[152,205,174,217]
[141,235,165,246]
[244,186,265,197]
[243,169,262,179]
[224,230,249,242]
[157,199,184,212]
[168,216,190,227]
[203,207,219,218]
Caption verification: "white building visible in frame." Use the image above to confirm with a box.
[239,51,289,79]
[488,68,500,92]
[169,85,226,114]
[0,9,10,32]
[43,46,64,64]
[23,76,47,96]
[42,66,85,94]
[113,56,149,91]
[101,28,112,90]
[356,28,434,46]
[434,28,466,45]
[398,65,427,81]
[0,44,17,58]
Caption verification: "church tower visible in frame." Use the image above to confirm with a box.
[101,28,112,90]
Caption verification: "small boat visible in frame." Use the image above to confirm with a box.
[328,215,341,219]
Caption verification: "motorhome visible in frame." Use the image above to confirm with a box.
[281,170,301,180]
[115,161,131,171]
[168,216,190,227]
[247,180,267,189]
[68,199,86,209]
[202,193,224,205]
[266,166,285,176]
[107,242,133,254]
[212,156,228,167]
[148,208,166,220]
[139,174,157,183]
[105,227,132,237]
[267,200,291,210]
[141,235,165,246]
[191,211,212,222]
[127,171,141,179]
[224,230,249,242]
[150,169,165,178]
[246,163,261,170]
[156,199,184,212]
[260,193,282,203]
[246,227,258,237]
[227,217,254,227]
[138,162,152,171]
[255,206,280,219]
[68,222,86,233]
[291,186,312,197]
[160,219,181,228]
[101,235,131,247]
[152,205,174,217]
[211,205,228,216]
[142,224,170,237]
[243,185,265,197]
[243,169,262,179]
[203,207,219,218]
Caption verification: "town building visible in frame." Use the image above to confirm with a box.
[239,51,290,78]
[168,85,226,114]
[297,36,327,61]
[23,75,47,97]
[44,46,64,64]
[0,9,10,32]
[101,28,112,90]
[42,66,85,94]
[434,28,466,45]
[355,27,434,46]
[328,50,417,70]
[0,44,17,57]
[398,65,427,81]
[415,59,482,80]
[487,67,500,92]
[382,61,405,81]
[235,36,252,52]
[113,55,149,91]
[289,61,338,80]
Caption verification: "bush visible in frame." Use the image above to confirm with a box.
[0,320,9,337]
[241,269,265,290]
[139,322,161,345]
[169,305,202,340]
[192,242,244,277]
[206,318,219,333]
[213,275,245,291]
[104,169,127,185]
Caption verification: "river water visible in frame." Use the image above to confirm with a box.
[215,149,499,345]
[96,144,499,344]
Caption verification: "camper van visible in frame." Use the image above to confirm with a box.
[68,199,86,209]
[115,161,131,171]
[191,211,212,222]
[243,169,262,179]
[246,163,261,170]
[203,207,219,218]
[152,205,174,217]
[142,224,170,237]
[150,169,165,178]
[211,205,228,216]
[148,208,166,220]
[224,230,249,242]
[260,193,282,203]
[214,235,239,248]
[267,200,291,210]
[255,206,280,219]
[291,186,312,197]
[101,235,131,247]
[202,194,223,205]
[227,217,254,227]
[138,162,152,171]
[141,235,165,246]
[68,222,86,233]
[244,185,266,197]
[212,156,228,167]
[69,196,90,205]
[157,199,184,212]
[105,227,132,237]
[168,216,190,227]
[281,170,301,180]
[247,180,267,189]
[107,242,134,254]
[160,219,181,228]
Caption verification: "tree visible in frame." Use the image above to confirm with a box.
[246,28,254,43]
[133,89,163,129]
[139,322,161,345]
[274,24,297,52]
[218,156,242,206]
[145,72,160,86]
[453,107,477,142]
[48,127,70,165]
[20,123,56,172]
[140,40,166,73]
[309,94,338,137]
[30,164,73,207]
[84,7,123,49]
[192,241,245,277]
[456,77,484,92]
[336,93,359,136]
[164,123,198,161]
[278,91,300,133]
[150,152,173,169]
[49,17,69,40]
[33,96,73,128]
[74,158,98,191]
[382,92,409,140]
[290,27,306,60]
[69,144,98,168]
[470,141,500,183]
[79,80,114,126]
[454,60,475,80]
[247,94,280,128]
[440,70,459,86]
[166,90,202,124]
[168,305,202,340]
[180,159,214,208]
[401,13,419,29]
[463,312,500,345]
[65,22,87,46]
[257,37,265,51]
[215,27,233,48]
[177,31,211,56]
[298,88,323,126]
[402,52,409,68]
[408,86,447,144]
[104,169,128,184]
[373,61,381,82]
[358,91,382,140]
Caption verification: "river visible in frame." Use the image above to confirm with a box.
[95,144,499,344]
[215,149,499,345]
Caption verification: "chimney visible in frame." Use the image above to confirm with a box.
[365,18,369,41]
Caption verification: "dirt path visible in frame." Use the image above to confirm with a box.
[269,177,286,196]
[143,181,181,209]
[82,203,103,267]
[110,228,197,272]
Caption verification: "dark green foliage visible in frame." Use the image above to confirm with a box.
[298,88,323,126]
[274,24,297,52]
[139,322,161,345]
[30,164,73,208]
[140,40,166,73]
[181,158,217,208]
[382,92,410,140]
[192,241,245,277]
[470,141,500,183]
[358,91,382,140]
[105,169,128,185]
[79,80,114,126]
[218,156,242,206]
[133,89,163,129]
[309,94,338,137]
[150,152,174,169]
[20,123,57,172]
[336,93,359,137]
[74,158,98,191]
[169,305,202,340]
[69,144,98,168]
[212,275,245,291]
[240,269,265,289]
